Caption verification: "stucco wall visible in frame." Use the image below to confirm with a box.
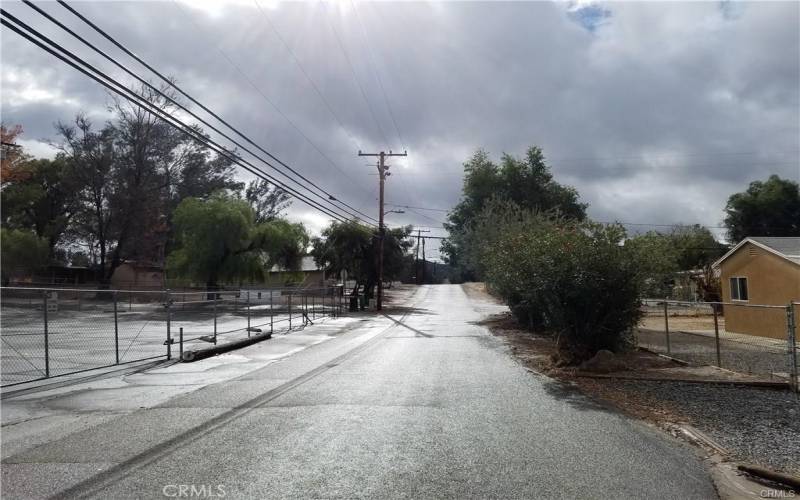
[719,242,800,339]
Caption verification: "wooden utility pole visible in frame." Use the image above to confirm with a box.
[414,229,431,284]
[358,150,407,311]
[421,236,426,284]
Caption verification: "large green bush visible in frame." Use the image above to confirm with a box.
[484,210,643,361]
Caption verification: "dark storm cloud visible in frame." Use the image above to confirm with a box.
[2,1,798,253]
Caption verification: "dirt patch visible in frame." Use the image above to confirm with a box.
[482,311,785,421]
[480,312,693,425]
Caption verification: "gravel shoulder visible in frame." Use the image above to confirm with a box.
[468,284,800,478]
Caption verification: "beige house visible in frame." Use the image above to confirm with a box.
[712,237,800,339]
[267,256,325,287]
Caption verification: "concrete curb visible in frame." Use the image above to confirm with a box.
[573,372,790,390]
[669,425,799,499]
[181,332,273,362]
[738,464,800,492]
[670,424,730,456]
[637,346,691,366]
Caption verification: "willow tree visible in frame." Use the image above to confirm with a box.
[167,193,308,291]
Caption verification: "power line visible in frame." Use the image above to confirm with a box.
[23,0,374,225]
[0,10,352,225]
[403,207,445,225]
[412,161,799,177]
[384,201,798,232]
[322,2,390,148]
[385,203,449,212]
[164,0,376,215]
[347,0,422,212]
[251,0,362,154]
[350,0,405,149]
[546,150,800,164]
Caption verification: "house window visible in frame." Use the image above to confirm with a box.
[730,277,748,301]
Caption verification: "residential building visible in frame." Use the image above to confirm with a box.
[712,237,800,339]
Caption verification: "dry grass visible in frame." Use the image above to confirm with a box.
[640,315,725,332]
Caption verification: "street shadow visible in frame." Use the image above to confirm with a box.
[379,305,437,316]
[381,313,434,338]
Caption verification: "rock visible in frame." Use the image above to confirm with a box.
[579,349,629,373]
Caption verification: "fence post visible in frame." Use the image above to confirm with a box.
[247,290,251,338]
[289,292,293,330]
[663,298,671,355]
[166,290,172,361]
[270,289,274,335]
[713,303,721,368]
[179,327,184,361]
[114,291,120,364]
[788,304,798,393]
[213,293,218,345]
[43,291,50,379]
[312,293,316,321]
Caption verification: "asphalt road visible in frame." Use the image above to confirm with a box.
[2,285,716,499]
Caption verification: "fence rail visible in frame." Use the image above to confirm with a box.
[0,285,345,387]
[639,299,799,391]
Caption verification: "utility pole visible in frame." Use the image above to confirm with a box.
[358,149,407,311]
[421,236,426,284]
[414,229,431,284]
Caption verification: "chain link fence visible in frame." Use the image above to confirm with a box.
[1,285,344,387]
[639,299,799,390]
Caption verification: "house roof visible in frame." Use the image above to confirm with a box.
[712,237,800,268]
[269,256,321,273]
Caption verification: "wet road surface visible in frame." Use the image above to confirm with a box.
[1,285,716,499]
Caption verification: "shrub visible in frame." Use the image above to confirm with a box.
[484,214,643,361]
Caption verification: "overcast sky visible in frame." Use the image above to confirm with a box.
[2,0,799,259]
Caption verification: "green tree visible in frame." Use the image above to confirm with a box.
[723,175,800,243]
[52,84,241,281]
[1,228,49,284]
[1,156,78,254]
[668,224,726,270]
[244,179,291,223]
[167,193,308,290]
[624,231,680,297]
[310,221,413,299]
[443,147,586,279]
[624,225,726,299]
